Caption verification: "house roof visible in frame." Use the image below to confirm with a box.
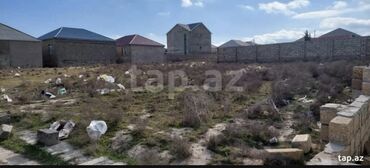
[219,40,255,48]
[168,22,211,34]
[319,28,361,39]
[0,23,39,41]
[296,28,361,42]
[116,34,164,47]
[38,27,114,42]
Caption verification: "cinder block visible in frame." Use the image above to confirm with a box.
[329,116,353,145]
[362,82,370,95]
[352,79,362,90]
[320,104,347,125]
[353,66,365,79]
[337,107,360,133]
[0,124,13,139]
[265,148,304,161]
[352,89,362,99]
[320,124,329,142]
[37,129,59,146]
[363,67,370,82]
[292,134,312,154]
[0,113,10,125]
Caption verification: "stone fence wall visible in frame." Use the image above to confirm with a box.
[218,36,370,63]
[308,66,370,165]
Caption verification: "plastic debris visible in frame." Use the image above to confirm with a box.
[49,120,76,140]
[14,73,21,77]
[268,137,278,145]
[86,120,108,141]
[125,71,130,75]
[78,75,84,79]
[41,90,56,99]
[2,94,13,102]
[55,78,62,85]
[97,74,115,83]
[44,78,52,84]
[117,84,126,90]
[298,96,314,103]
[0,88,5,93]
[64,74,70,78]
[57,88,67,95]
[96,88,111,95]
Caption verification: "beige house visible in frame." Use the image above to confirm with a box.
[116,34,165,64]
[167,22,211,55]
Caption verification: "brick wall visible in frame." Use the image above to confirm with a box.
[218,36,370,63]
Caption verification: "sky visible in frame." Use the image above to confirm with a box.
[1,0,370,46]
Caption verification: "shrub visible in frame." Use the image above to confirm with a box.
[180,91,214,128]
[169,136,191,160]
[207,134,226,151]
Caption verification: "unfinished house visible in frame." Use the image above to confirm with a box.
[39,27,115,67]
[116,34,165,64]
[167,22,211,55]
[219,40,256,48]
[0,23,42,68]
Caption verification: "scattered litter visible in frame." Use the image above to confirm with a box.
[86,120,108,141]
[63,74,70,78]
[0,124,13,139]
[268,137,278,145]
[55,78,62,85]
[44,78,52,84]
[78,75,84,79]
[125,71,130,75]
[17,67,21,69]
[2,94,12,102]
[0,88,5,93]
[50,120,76,140]
[96,88,112,95]
[14,73,21,77]
[41,90,56,99]
[117,84,126,90]
[97,74,115,83]
[57,88,67,95]
[298,96,314,103]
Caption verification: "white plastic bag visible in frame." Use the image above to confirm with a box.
[86,120,108,141]
[97,74,115,83]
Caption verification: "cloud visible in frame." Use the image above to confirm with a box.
[181,0,204,8]
[320,17,370,29]
[243,29,306,44]
[238,4,255,11]
[258,0,309,15]
[293,1,370,19]
[157,11,171,16]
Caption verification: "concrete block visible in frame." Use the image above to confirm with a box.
[320,104,347,125]
[324,143,349,155]
[363,67,370,82]
[362,82,370,95]
[353,66,365,79]
[329,116,353,145]
[0,113,10,125]
[291,134,312,153]
[352,89,362,99]
[337,106,360,133]
[365,140,370,154]
[352,79,362,90]
[37,129,59,146]
[320,124,329,142]
[0,124,13,139]
[353,95,370,103]
[265,148,304,161]
[355,132,361,156]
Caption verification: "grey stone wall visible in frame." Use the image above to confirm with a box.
[167,26,190,55]
[218,36,370,63]
[42,39,115,67]
[130,46,165,64]
[0,40,42,68]
[189,24,212,54]
[167,25,211,55]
